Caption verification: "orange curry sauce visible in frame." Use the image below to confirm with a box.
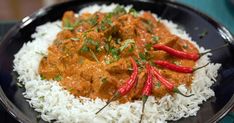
[39,6,198,103]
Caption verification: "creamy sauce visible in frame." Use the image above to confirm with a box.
[39,7,198,103]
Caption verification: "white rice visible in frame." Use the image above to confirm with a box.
[13,4,221,123]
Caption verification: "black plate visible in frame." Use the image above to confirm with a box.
[0,0,234,123]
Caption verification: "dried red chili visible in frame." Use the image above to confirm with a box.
[153,44,199,60]
[96,57,138,114]
[151,67,193,97]
[140,63,153,123]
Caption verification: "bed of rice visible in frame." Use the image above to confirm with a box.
[13,4,221,123]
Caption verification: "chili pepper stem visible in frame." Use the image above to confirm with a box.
[199,43,229,57]
[173,88,194,97]
[193,63,209,72]
[139,95,148,123]
[96,92,119,114]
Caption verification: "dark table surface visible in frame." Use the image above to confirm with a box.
[0,22,19,123]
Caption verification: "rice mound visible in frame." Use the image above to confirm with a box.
[13,4,221,123]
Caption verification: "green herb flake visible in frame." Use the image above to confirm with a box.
[144,43,152,51]
[129,8,139,17]
[89,15,98,26]
[183,44,188,49]
[16,82,23,88]
[40,33,46,36]
[35,51,46,56]
[128,46,134,53]
[104,58,111,64]
[39,96,45,101]
[89,48,100,63]
[108,35,112,42]
[54,75,62,81]
[110,48,120,61]
[104,43,110,52]
[70,37,80,41]
[155,82,161,88]
[86,38,99,47]
[139,52,147,61]
[120,39,135,51]
[63,18,74,30]
[199,30,208,39]
[113,5,126,15]
[80,45,89,52]
[152,35,160,43]
[78,57,84,64]
[101,77,108,84]
[115,38,121,44]
[173,61,181,66]
[40,74,46,80]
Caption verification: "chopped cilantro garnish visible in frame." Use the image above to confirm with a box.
[89,15,98,27]
[152,35,160,43]
[89,49,99,63]
[54,75,62,81]
[199,30,208,39]
[129,8,139,17]
[104,43,110,52]
[155,82,161,88]
[112,5,126,15]
[63,18,81,30]
[120,39,135,51]
[108,35,112,42]
[16,82,23,88]
[104,58,111,64]
[115,38,121,44]
[101,77,108,84]
[80,45,89,52]
[35,51,46,56]
[110,48,120,60]
[144,43,152,51]
[139,52,147,61]
[40,74,46,80]
[183,44,188,49]
[70,37,80,41]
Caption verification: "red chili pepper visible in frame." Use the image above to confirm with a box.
[154,60,209,73]
[153,44,229,61]
[153,44,199,60]
[140,63,153,123]
[96,57,138,114]
[151,67,193,97]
